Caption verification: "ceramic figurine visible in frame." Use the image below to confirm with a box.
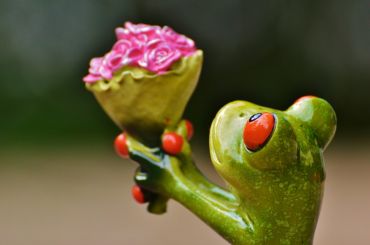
[120,96,336,244]
[84,22,336,245]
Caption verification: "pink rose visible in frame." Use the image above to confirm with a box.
[112,39,145,66]
[127,47,145,66]
[104,51,125,72]
[112,39,131,54]
[124,22,161,44]
[83,58,104,83]
[144,40,182,73]
[85,55,114,81]
[98,65,112,80]
[116,23,161,47]
[125,22,161,36]
[83,74,101,83]
[83,22,198,83]
[88,57,103,75]
[95,51,127,80]
[161,26,196,55]
[115,27,131,40]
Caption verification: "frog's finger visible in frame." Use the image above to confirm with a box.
[161,134,192,170]
[133,165,165,192]
[184,119,194,140]
[134,167,149,186]
[126,134,164,169]
[165,119,194,141]
[114,133,130,158]
[131,184,154,204]
[161,132,184,155]
[160,119,194,157]
[133,167,169,214]
[148,195,168,214]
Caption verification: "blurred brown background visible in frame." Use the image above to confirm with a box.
[0,142,369,244]
[0,0,369,244]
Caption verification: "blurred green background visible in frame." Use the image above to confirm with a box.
[0,0,369,244]
[0,0,369,148]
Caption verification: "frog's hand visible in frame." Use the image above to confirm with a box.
[126,122,254,245]
[129,120,236,204]
[126,136,170,214]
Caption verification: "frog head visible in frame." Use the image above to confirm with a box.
[210,96,336,216]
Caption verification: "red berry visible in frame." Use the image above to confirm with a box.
[162,132,184,155]
[294,95,317,104]
[185,120,194,140]
[131,185,146,204]
[243,113,275,151]
[114,133,129,158]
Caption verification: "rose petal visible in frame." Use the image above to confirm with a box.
[125,22,160,34]
[127,47,144,65]
[83,74,101,83]
[99,65,112,80]
[90,57,103,67]
[106,53,124,71]
[115,27,131,40]
[88,57,104,75]
[146,42,182,73]
[112,39,132,53]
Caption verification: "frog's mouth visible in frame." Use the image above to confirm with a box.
[209,118,222,168]
[209,102,234,169]
[209,101,254,169]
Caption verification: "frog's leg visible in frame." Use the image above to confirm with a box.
[126,125,255,244]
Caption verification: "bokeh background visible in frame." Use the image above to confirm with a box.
[0,0,369,244]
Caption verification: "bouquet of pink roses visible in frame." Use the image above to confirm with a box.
[84,22,203,146]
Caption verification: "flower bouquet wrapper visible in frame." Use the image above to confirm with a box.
[86,50,203,146]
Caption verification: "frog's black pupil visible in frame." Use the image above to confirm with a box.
[249,113,262,122]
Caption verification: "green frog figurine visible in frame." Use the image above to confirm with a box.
[115,95,336,245]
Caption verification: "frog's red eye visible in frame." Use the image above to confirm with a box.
[243,112,275,151]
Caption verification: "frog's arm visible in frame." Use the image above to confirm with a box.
[126,134,254,244]
[176,141,237,204]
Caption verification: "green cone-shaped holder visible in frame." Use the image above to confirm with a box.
[86,51,203,146]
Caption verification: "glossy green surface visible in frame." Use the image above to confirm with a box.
[127,96,336,245]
